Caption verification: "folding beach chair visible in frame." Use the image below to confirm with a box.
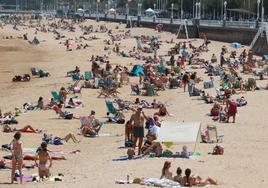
[206,125,224,143]
[145,84,157,96]
[84,71,93,80]
[51,91,62,102]
[105,99,119,115]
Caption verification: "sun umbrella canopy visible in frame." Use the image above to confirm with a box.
[230,42,242,49]
[145,8,155,13]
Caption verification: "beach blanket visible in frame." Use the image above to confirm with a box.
[141,178,184,187]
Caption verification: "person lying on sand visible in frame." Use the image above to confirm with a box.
[43,133,80,144]
[35,142,52,180]
[3,124,41,133]
[182,168,218,187]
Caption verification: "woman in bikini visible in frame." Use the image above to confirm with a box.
[160,161,173,180]
[35,142,52,180]
[11,132,23,184]
[182,168,218,187]
[173,167,183,184]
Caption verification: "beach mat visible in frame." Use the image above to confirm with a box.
[16,176,33,182]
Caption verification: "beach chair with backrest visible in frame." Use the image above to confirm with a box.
[146,84,157,96]
[51,91,62,102]
[84,71,93,80]
[105,99,119,115]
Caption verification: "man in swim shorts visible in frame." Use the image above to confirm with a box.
[129,107,145,155]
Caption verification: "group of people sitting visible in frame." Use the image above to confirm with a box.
[160,161,218,187]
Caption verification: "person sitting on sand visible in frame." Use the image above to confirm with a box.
[11,132,23,184]
[154,104,169,117]
[160,161,173,180]
[173,167,183,184]
[36,97,47,110]
[210,102,222,117]
[59,87,68,101]
[3,124,41,133]
[182,168,218,187]
[141,134,162,157]
[35,142,52,180]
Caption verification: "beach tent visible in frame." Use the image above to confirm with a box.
[145,8,155,13]
[77,8,84,12]
[157,121,201,151]
[263,55,268,61]
[130,65,144,76]
[230,42,242,48]
[145,8,155,17]
[109,8,116,13]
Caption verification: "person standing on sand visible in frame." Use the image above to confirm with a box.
[11,132,23,184]
[35,142,52,180]
[129,107,145,155]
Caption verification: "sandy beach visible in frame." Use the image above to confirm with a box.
[0,18,268,188]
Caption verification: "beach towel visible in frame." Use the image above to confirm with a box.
[16,176,33,182]
[141,178,186,188]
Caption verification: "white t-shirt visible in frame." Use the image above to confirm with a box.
[149,125,160,137]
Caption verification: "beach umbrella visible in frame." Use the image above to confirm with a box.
[230,42,242,48]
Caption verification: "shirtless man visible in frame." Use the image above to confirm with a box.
[11,132,23,184]
[35,142,52,180]
[129,107,145,155]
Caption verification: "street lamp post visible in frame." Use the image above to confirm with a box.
[137,3,141,27]
[256,0,261,28]
[96,0,100,22]
[105,3,108,19]
[171,3,174,23]
[195,2,198,19]
[223,1,227,26]
[181,0,183,19]
[153,3,156,22]
[114,3,117,19]
[125,3,129,20]
[261,0,264,24]
[198,2,201,19]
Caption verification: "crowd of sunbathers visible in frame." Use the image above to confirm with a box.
[1,15,268,186]
[160,161,218,187]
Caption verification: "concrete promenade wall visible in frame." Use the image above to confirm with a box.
[91,16,257,45]
[199,26,257,45]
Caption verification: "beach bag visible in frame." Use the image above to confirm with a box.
[212,145,224,155]
[64,113,73,120]
[125,140,133,147]
[52,137,63,145]
[116,119,125,124]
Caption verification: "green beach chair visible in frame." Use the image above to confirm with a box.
[51,91,62,102]
[84,71,92,80]
[105,99,119,115]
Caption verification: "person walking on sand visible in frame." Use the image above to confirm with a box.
[129,107,145,155]
[11,132,23,184]
[35,142,52,180]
